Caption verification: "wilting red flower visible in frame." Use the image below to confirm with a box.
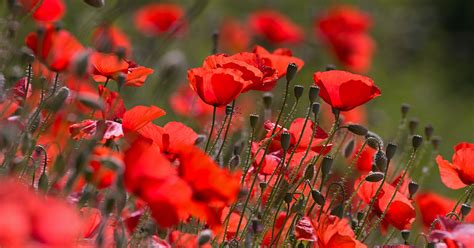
[19,0,65,22]
[220,19,251,53]
[69,119,124,140]
[249,10,304,44]
[313,215,366,248]
[295,217,317,242]
[430,217,474,248]
[25,25,84,72]
[92,24,132,57]
[134,3,185,36]
[253,45,305,79]
[313,70,381,111]
[316,6,375,73]
[436,142,474,189]
[356,176,416,230]
[416,192,474,229]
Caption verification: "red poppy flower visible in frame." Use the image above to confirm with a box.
[350,143,376,172]
[356,176,416,230]
[25,25,84,72]
[249,10,304,44]
[295,217,317,242]
[92,24,132,57]
[219,207,247,241]
[436,142,474,189]
[134,3,185,36]
[316,6,375,73]
[220,19,251,53]
[122,105,166,135]
[69,119,124,140]
[313,70,381,111]
[253,45,305,79]
[91,52,129,81]
[313,215,366,248]
[170,84,215,123]
[19,0,65,22]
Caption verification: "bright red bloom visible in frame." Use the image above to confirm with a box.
[356,176,416,230]
[313,70,381,111]
[295,217,317,242]
[220,19,251,53]
[134,3,185,36]
[351,143,377,172]
[253,45,305,79]
[19,0,65,22]
[436,142,474,189]
[91,52,129,80]
[313,215,366,248]
[25,25,84,72]
[92,24,132,57]
[249,10,304,44]
[316,6,375,73]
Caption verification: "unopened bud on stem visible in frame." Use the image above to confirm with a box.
[294,85,304,100]
[286,63,298,83]
[309,86,320,103]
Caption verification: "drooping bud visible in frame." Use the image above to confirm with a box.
[225,104,233,115]
[308,86,320,103]
[432,136,441,150]
[385,143,397,160]
[286,63,298,82]
[408,118,419,135]
[44,87,70,112]
[83,0,105,8]
[249,114,259,129]
[375,150,388,172]
[330,204,344,218]
[461,204,471,217]
[401,229,410,242]
[311,102,320,117]
[325,64,336,71]
[412,135,423,150]
[343,139,355,158]
[424,124,434,141]
[321,156,333,178]
[38,173,48,192]
[366,131,383,149]
[365,172,384,182]
[77,94,105,111]
[311,189,325,206]
[347,124,368,136]
[73,51,90,77]
[294,85,304,100]
[211,30,219,54]
[198,229,213,246]
[284,193,293,204]
[408,181,419,199]
[401,103,410,118]
[263,93,273,109]
[281,131,291,151]
[303,165,314,180]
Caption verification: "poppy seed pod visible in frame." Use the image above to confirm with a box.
[309,86,320,103]
[321,156,333,178]
[286,63,298,82]
[84,0,105,7]
[198,229,213,246]
[431,136,441,150]
[225,104,233,115]
[38,173,48,192]
[347,124,368,136]
[375,150,388,172]
[401,230,410,242]
[45,87,70,112]
[385,143,397,160]
[460,204,471,217]
[366,131,383,149]
[424,124,434,141]
[344,139,355,158]
[303,165,314,180]
[412,135,423,150]
[408,181,419,198]
[281,131,291,151]
[263,92,273,109]
[365,172,384,182]
[284,192,293,204]
[401,103,410,118]
[249,114,259,129]
[311,102,320,117]
[311,189,325,206]
[408,119,419,135]
[294,85,304,100]
[325,64,336,71]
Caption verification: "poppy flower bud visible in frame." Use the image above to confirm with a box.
[284,192,293,204]
[286,63,298,82]
[412,135,423,150]
[38,172,48,192]
[311,102,320,117]
[303,165,314,180]
[375,150,388,172]
[198,229,213,246]
[424,124,434,141]
[401,229,410,242]
[114,47,126,60]
[325,64,336,71]
[321,156,333,178]
[251,219,262,234]
[263,92,273,109]
[116,72,126,89]
[225,104,233,115]
[366,131,383,149]
[229,155,240,169]
[195,135,206,145]
[431,136,441,150]
[281,131,291,151]
[249,114,259,129]
[385,143,397,160]
[408,181,419,199]
[401,103,410,118]
[309,86,320,103]
[78,94,105,111]
[73,51,90,77]
[408,118,419,135]
[347,124,368,136]
[330,204,344,218]
[311,189,325,206]
[45,87,70,112]
[357,211,364,221]
[259,182,267,191]
[461,204,471,217]
[20,47,35,64]
[84,0,105,8]
[294,85,304,100]
[104,196,115,214]
[365,172,384,182]
[344,139,355,158]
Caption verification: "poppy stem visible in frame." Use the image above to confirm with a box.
[204,105,217,153]
[23,63,32,108]
[216,100,235,159]
[451,184,473,215]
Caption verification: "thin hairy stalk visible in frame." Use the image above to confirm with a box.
[216,100,235,159]
[204,106,217,152]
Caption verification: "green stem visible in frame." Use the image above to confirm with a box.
[204,106,217,152]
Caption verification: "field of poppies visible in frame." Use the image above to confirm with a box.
[0,0,473,247]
